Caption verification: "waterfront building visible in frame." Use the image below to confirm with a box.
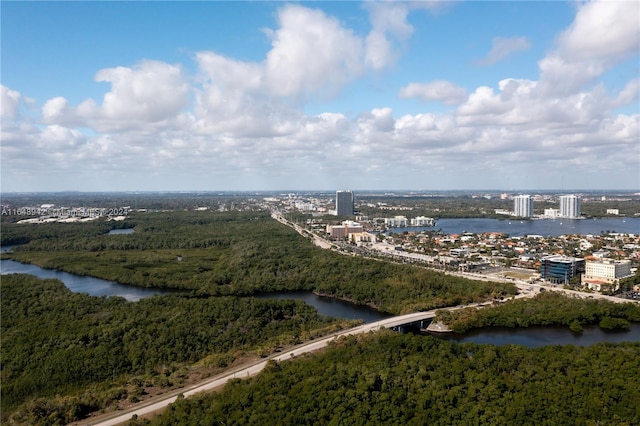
[384,215,408,227]
[543,208,560,218]
[540,255,585,284]
[583,259,632,292]
[410,216,435,226]
[336,190,354,216]
[559,195,581,218]
[513,195,533,218]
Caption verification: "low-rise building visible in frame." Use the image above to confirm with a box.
[326,221,364,239]
[540,255,585,284]
[350,232,376,245]
[583,258,632,292]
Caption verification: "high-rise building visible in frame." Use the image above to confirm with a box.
[336,190,354,216]
[513,195,533,217]
[559,195,581,218]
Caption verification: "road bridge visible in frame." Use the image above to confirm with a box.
[76,301,500,426]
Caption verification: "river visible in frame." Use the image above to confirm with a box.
[0,257,170,302]
[429,323,640,348]
[257,291,391,324]
[390,217,639,237]
[3,246,640,346]
[3,258,639,346]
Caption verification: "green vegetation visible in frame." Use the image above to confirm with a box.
[2,211,515,314]
[1,274,349,423]
[4,209,638,424]
[435,292,640,333]
[1,211,515,423]
[133,331,640,425]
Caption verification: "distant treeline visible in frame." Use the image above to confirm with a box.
[134,331,640,425]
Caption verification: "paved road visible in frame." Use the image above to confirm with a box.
[77,303,503,426]
[81,216,637,425]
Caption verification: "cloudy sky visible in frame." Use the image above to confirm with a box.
[2,1,638,192]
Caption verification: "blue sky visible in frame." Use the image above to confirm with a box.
[1,1,639,192]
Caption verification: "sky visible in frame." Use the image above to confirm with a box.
[1,0,639,192]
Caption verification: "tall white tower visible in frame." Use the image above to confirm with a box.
[559,195,581,218]
[513,195,533,217]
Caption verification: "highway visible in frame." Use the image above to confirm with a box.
[76,303,504,426]
[79,214,637,425]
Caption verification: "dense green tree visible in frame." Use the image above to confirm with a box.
[1,274,349,422]
[134,332,640,426]
[435,292,640,333]
[3,211,516,314]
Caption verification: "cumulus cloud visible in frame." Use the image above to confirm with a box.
[42,96,75,124]
[193,4,372,135]
[264,5,364,98]
[477,36,531,66]
[399,80,468,105]
[38,60,190,133]
[364,1,413,70]
[539,0,640,95]
[1,85,22,119]
[612,78,640,109]
[91,60,188,121]
[2,1,638,192]
[80,60,189,130]
[40,125,86,150]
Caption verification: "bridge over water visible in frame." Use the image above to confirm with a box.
[81,298,511,426]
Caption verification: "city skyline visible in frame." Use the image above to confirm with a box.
[1,1,638,192]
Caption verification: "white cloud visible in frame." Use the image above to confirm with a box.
[2,1,638,192]
[88,60,189,124]
[399,80,468,105]
[612,78,640,109]
[264,5,364,98]
[38,60,190,133]
[458,86,510,118]
[42,96,74,124]
[1,85,22,119]
[40,125,85,150]
[477,36,531,66]
[364,1,413,70]
[539,0,640,95]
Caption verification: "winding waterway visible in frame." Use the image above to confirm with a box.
[3,244,640,346]
[429,323,640,348]
[0,257,170,302]
[257,291,391,324]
